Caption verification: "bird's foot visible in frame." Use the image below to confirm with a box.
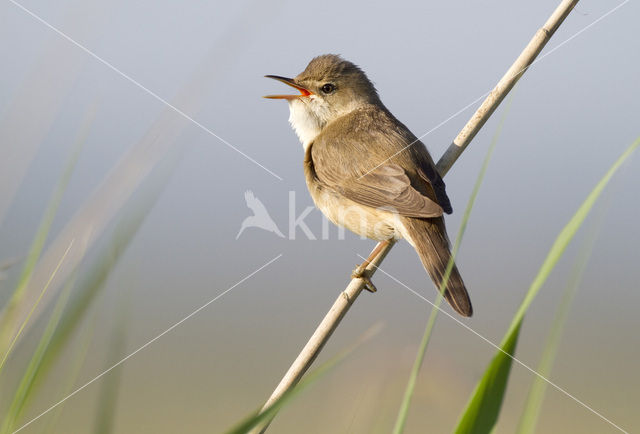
[351,265,377,293]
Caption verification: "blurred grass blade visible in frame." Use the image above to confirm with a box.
[0,240,74,373]
[454,136,640,434]
[93,300,130,434]
[516,216,604,434]
[225,324,382,434]
[9,1,281,345]
[38,323,93,434]
[0,275,76,434]
[392,92,516,434]
[1,201,144,433]
[5,151,179,434]
[0,114,89,370]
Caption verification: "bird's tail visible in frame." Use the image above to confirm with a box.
[401,217,472,317]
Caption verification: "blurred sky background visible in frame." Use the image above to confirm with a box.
[1,0,639,432]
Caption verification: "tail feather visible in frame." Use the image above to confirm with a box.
[401,217,473,317]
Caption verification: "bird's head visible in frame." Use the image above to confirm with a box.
[265,54,380,147]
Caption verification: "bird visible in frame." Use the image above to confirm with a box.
[264,54,472,317]
[236,190,285,239]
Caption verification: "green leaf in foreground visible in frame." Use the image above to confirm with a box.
[454,136,639,434]
[516,219,603,434]
[392,90,516,434]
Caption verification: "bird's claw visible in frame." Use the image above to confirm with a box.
[351,266,377,293]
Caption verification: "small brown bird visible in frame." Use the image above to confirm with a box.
[265,54,472,317]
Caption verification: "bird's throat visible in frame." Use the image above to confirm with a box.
[288,99,325,151]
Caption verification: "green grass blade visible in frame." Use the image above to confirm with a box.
[454,136,640,434]
[392,92,516,434]
[0,275,76,434]
[0,115,89,371]
[516,216,603,434]
[5,150,180,434]
[92,301,129,434]
[0,111,94,373]
[502,137,639,344]
[0,240,74,373]
[454,322,522,434]
[0,205,144,433]
[38,323,93,434]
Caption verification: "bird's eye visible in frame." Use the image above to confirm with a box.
[321,83,335,94]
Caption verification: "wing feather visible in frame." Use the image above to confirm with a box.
[308,106,451,218]
[312,150,443,218]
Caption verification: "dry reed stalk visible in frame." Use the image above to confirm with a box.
[253,1,579,432]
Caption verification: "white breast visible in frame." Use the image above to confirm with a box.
[288,99,324,151]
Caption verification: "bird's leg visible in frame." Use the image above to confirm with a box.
[355,239,391,273]
[351,240,391,293]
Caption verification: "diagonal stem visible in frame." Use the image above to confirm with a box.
[253,240,394,434]
[253,1,579,432]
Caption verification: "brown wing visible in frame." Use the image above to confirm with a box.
[409,145,452,214]
[311,147,444,218]
[309,105,452,217]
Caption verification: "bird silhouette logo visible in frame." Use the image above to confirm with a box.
[236,190,285,239]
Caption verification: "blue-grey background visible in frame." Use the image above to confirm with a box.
[1,0,638,432]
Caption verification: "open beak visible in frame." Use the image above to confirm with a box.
[264,75,313,100]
